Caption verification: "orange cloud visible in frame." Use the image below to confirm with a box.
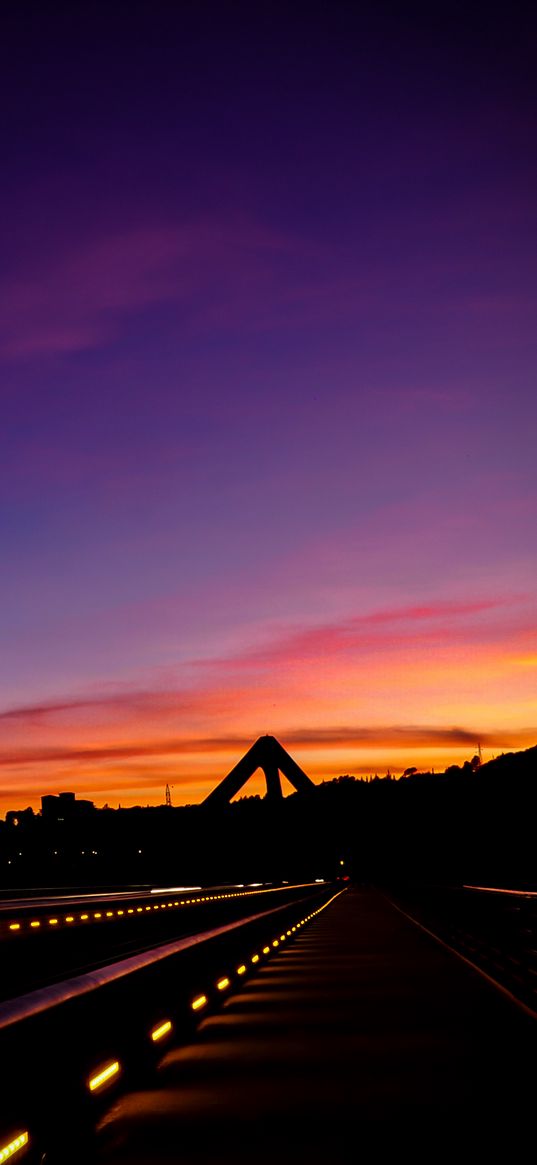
[0,591,535,813]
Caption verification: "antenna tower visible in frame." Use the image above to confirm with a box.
[165,783,172,807]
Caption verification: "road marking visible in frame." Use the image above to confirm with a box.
[386,897,537,1023]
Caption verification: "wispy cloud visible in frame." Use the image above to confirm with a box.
[0,218,284,357]
[0,591,533,809]
[0,724,535,771]
[0,690,198,725]
[0,594,522,725]
[0,215,370,360]
[197,595,523,671]
[3,207,489,362]
[0,593,527,729]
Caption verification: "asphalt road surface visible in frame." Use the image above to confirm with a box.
[95,888,536,1162]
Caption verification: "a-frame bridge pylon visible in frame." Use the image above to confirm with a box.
[202,735,314,807]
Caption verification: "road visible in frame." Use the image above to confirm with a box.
[94,887,536,1162]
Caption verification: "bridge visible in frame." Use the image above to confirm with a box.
[94,887,536,1158]
[0,740,536,1160]
[201,734,315,806]
[0,882,535,1162]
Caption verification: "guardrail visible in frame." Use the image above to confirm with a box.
[0,883,344,1164]
[385,883,537,1020]
[0,882,321,938]
[0,882,332,1005]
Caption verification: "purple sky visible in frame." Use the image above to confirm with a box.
[1,2,536,809]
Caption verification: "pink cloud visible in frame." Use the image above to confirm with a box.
[0,685,237,729]
[196,595,526,672]
[0,589,534,811]
[0,593,523,728]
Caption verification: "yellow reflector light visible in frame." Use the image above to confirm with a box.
[262,946,270,954]
[30,921,40,928]
[216,977,230,991]
[191,995,207,1011]
[0,1131,29,1161]
[106,912,113,918]
[150,1020,172,1042]
[94,913,102,919]
[272,940,279,947]
[88,1060,120,1092]
[80,914,89,921]
[65,917,74,923]
[49,919,58,925]
[117,910,124,916]
[251,954,260,963]
[237,964,247,975]
[9,924,20,931]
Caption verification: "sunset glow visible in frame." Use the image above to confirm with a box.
[0,5,535,815]
[1,590,535,811]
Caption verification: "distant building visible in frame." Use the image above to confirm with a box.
[5,807,35,826]
[41,792,95,821]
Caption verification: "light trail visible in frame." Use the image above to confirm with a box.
[464,885,537,898]
[1,882,325,936]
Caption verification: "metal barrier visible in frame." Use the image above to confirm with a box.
[0,885,344,1163]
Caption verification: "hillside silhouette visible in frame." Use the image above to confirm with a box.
[1,745,535,890]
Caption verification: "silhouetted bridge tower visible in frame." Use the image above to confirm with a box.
[202,735,315,807]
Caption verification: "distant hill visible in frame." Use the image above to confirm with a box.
[1,744,535,889]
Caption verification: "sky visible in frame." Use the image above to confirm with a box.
[0,0,536,813]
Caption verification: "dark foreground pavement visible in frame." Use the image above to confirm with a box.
[96,889,536,1162]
